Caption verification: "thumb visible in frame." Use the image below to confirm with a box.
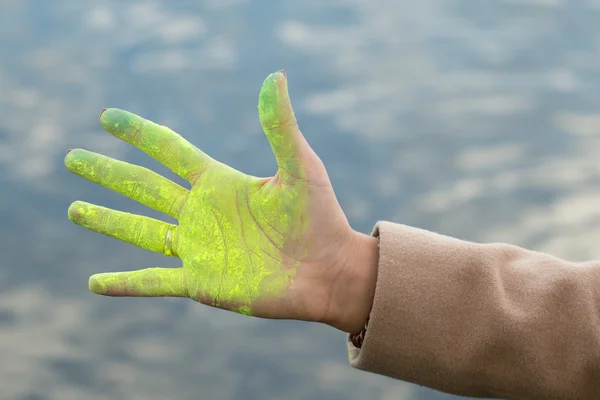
[258,70,313,184]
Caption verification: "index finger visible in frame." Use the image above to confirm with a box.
[99,108,212,183]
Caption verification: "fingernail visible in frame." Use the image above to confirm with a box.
[99,108,107,118]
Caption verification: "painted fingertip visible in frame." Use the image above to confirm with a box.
[260,71,288,97]
[64,149,88,175]
[273,69,288,84]
[67,200,89,223]
[64,148,75,166]
[67,202,80,222]
[99,108,116,126]
[258,70,294,131]
[64,148,81,163]
[264,70,287,86]
[99,108,143,137]
[89,274,108,295]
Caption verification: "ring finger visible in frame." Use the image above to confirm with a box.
[68,201,178,257]
[65,149,188,219]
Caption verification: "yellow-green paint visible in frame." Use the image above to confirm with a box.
[66,71,311,316]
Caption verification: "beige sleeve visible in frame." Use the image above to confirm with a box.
[347,221,600,399]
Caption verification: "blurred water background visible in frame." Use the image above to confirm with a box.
[1,0,600,399]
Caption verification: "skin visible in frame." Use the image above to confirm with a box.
[65,71,378,333]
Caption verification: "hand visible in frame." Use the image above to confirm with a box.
[65,71,377,333]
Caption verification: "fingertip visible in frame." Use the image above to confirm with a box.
[258,70,294,131]
[67,200,90,223]
[99,108,113,125]
[64,148,75,166]
[99,108,117,127]
[261,70,288,92]
[270,69,287,84]
[89,274,108,295]
[99,108,129,123]
[64,148,83,169]
[67,201,81,222]
[99,108,143,137]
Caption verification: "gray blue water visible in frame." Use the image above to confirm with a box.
[1,0,599,399]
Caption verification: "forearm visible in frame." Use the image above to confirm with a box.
[347,221,600,399]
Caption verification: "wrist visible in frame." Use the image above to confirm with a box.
[325,231,379,334]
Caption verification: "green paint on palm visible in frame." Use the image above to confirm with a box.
[66,71,311,316]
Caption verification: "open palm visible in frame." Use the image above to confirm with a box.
[65,71,359,325]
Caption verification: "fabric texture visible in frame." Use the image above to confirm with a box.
[347,221,600,399]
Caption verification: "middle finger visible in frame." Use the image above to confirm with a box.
[65,149,189,218]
